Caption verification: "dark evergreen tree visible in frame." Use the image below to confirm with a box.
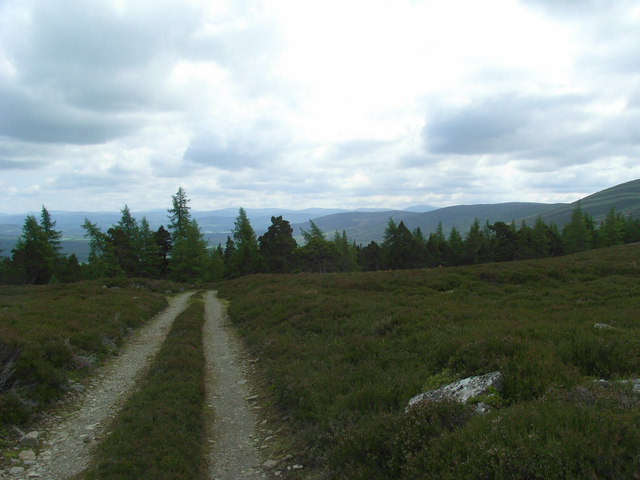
[447,227,464,266]
[81,218,116,278]
[598,207,624,247]
[332,230,358,272]
[168,219,208,282]
[359,241,382,271]
[382,219,421,269]
[295,220,341,273]
[11,215,55,284]
[258,216,297,273]
[463,218,486,264]
[489,221,518,262]
[40,206,62,256]
[229,208,263,276]
[154,226,172,278]
[223,236,236,274]
[563,203,591,254]
[137,217,162,278]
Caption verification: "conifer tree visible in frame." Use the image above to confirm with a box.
[258,216,297,273]
[229,208,263,276]
[563,203,590,254]
[169,219,208,282]
[167,187,191,240]
[40,206,62,256]
[12,215,55,284]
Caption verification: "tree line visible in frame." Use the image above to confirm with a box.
[2,188,640,285]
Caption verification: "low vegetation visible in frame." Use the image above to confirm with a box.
[217,244,640,479]
[0,278,181,438]
[78,297,206,480]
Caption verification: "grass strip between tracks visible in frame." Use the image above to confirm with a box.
[79,296,206,480]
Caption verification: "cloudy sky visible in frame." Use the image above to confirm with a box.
[1,0,640,214]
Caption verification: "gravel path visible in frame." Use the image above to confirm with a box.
[203,290,267,480]
[32,291,194,480]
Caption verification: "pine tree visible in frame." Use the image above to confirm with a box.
[563,203,590,254]
[11,215,55,284]
[599,207,624,247]
[138,217,162,278]
[447,227,464,266]
[168,219,208,282]
[258,216,297,273]
[40,206,62,256]
[167,187,191,240]
[81,219,115,278]
[229,208,263,276]
[154,226,172,278]
[296,220,341,273]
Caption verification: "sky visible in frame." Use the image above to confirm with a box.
[1,0,640,214]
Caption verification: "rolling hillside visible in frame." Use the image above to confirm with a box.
[525,178,640,227]
[294,179,640,243]
[293,202,559,244]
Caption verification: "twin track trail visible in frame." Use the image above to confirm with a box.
[35,291,194,480]
[28,290,270,480]
[203,290,266,480]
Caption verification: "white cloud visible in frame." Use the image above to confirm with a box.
[0,0,639,213]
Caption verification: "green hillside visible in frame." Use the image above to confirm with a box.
[295,202,558,243]
[295,179,640,243]
[526,178,640,227]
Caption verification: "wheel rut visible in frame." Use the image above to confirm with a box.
[203,290,267,480]
[34,291,194,480]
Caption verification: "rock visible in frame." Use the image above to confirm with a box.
[20,431,40,447]
[292,464,304,470]
[594,323,615,330]
[406,371,503,412]
[19,450,36,461]
[263,459,278,469]
[69,383,85,393]
[9,466,25,475]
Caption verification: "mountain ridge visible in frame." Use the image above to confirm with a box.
[2,179,639,258]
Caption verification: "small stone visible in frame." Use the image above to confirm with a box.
[20,431,40,447]
[19,450,36,461]
[28,473,41,478]
[292,464,304,470]
[9,466,25,475]
[263,459,278,469]
[70,383,85,393]
[594,323,615,330]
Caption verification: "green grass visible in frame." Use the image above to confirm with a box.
[0,278,182,434]
[78,297,206,480]
[217,244,640,479]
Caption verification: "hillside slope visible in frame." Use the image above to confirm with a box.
[525,178,640,227]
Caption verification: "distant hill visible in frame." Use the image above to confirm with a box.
[524,178,640,227]
[292,203,558,244]
[293,179,640,244]
[2,179,639,258]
